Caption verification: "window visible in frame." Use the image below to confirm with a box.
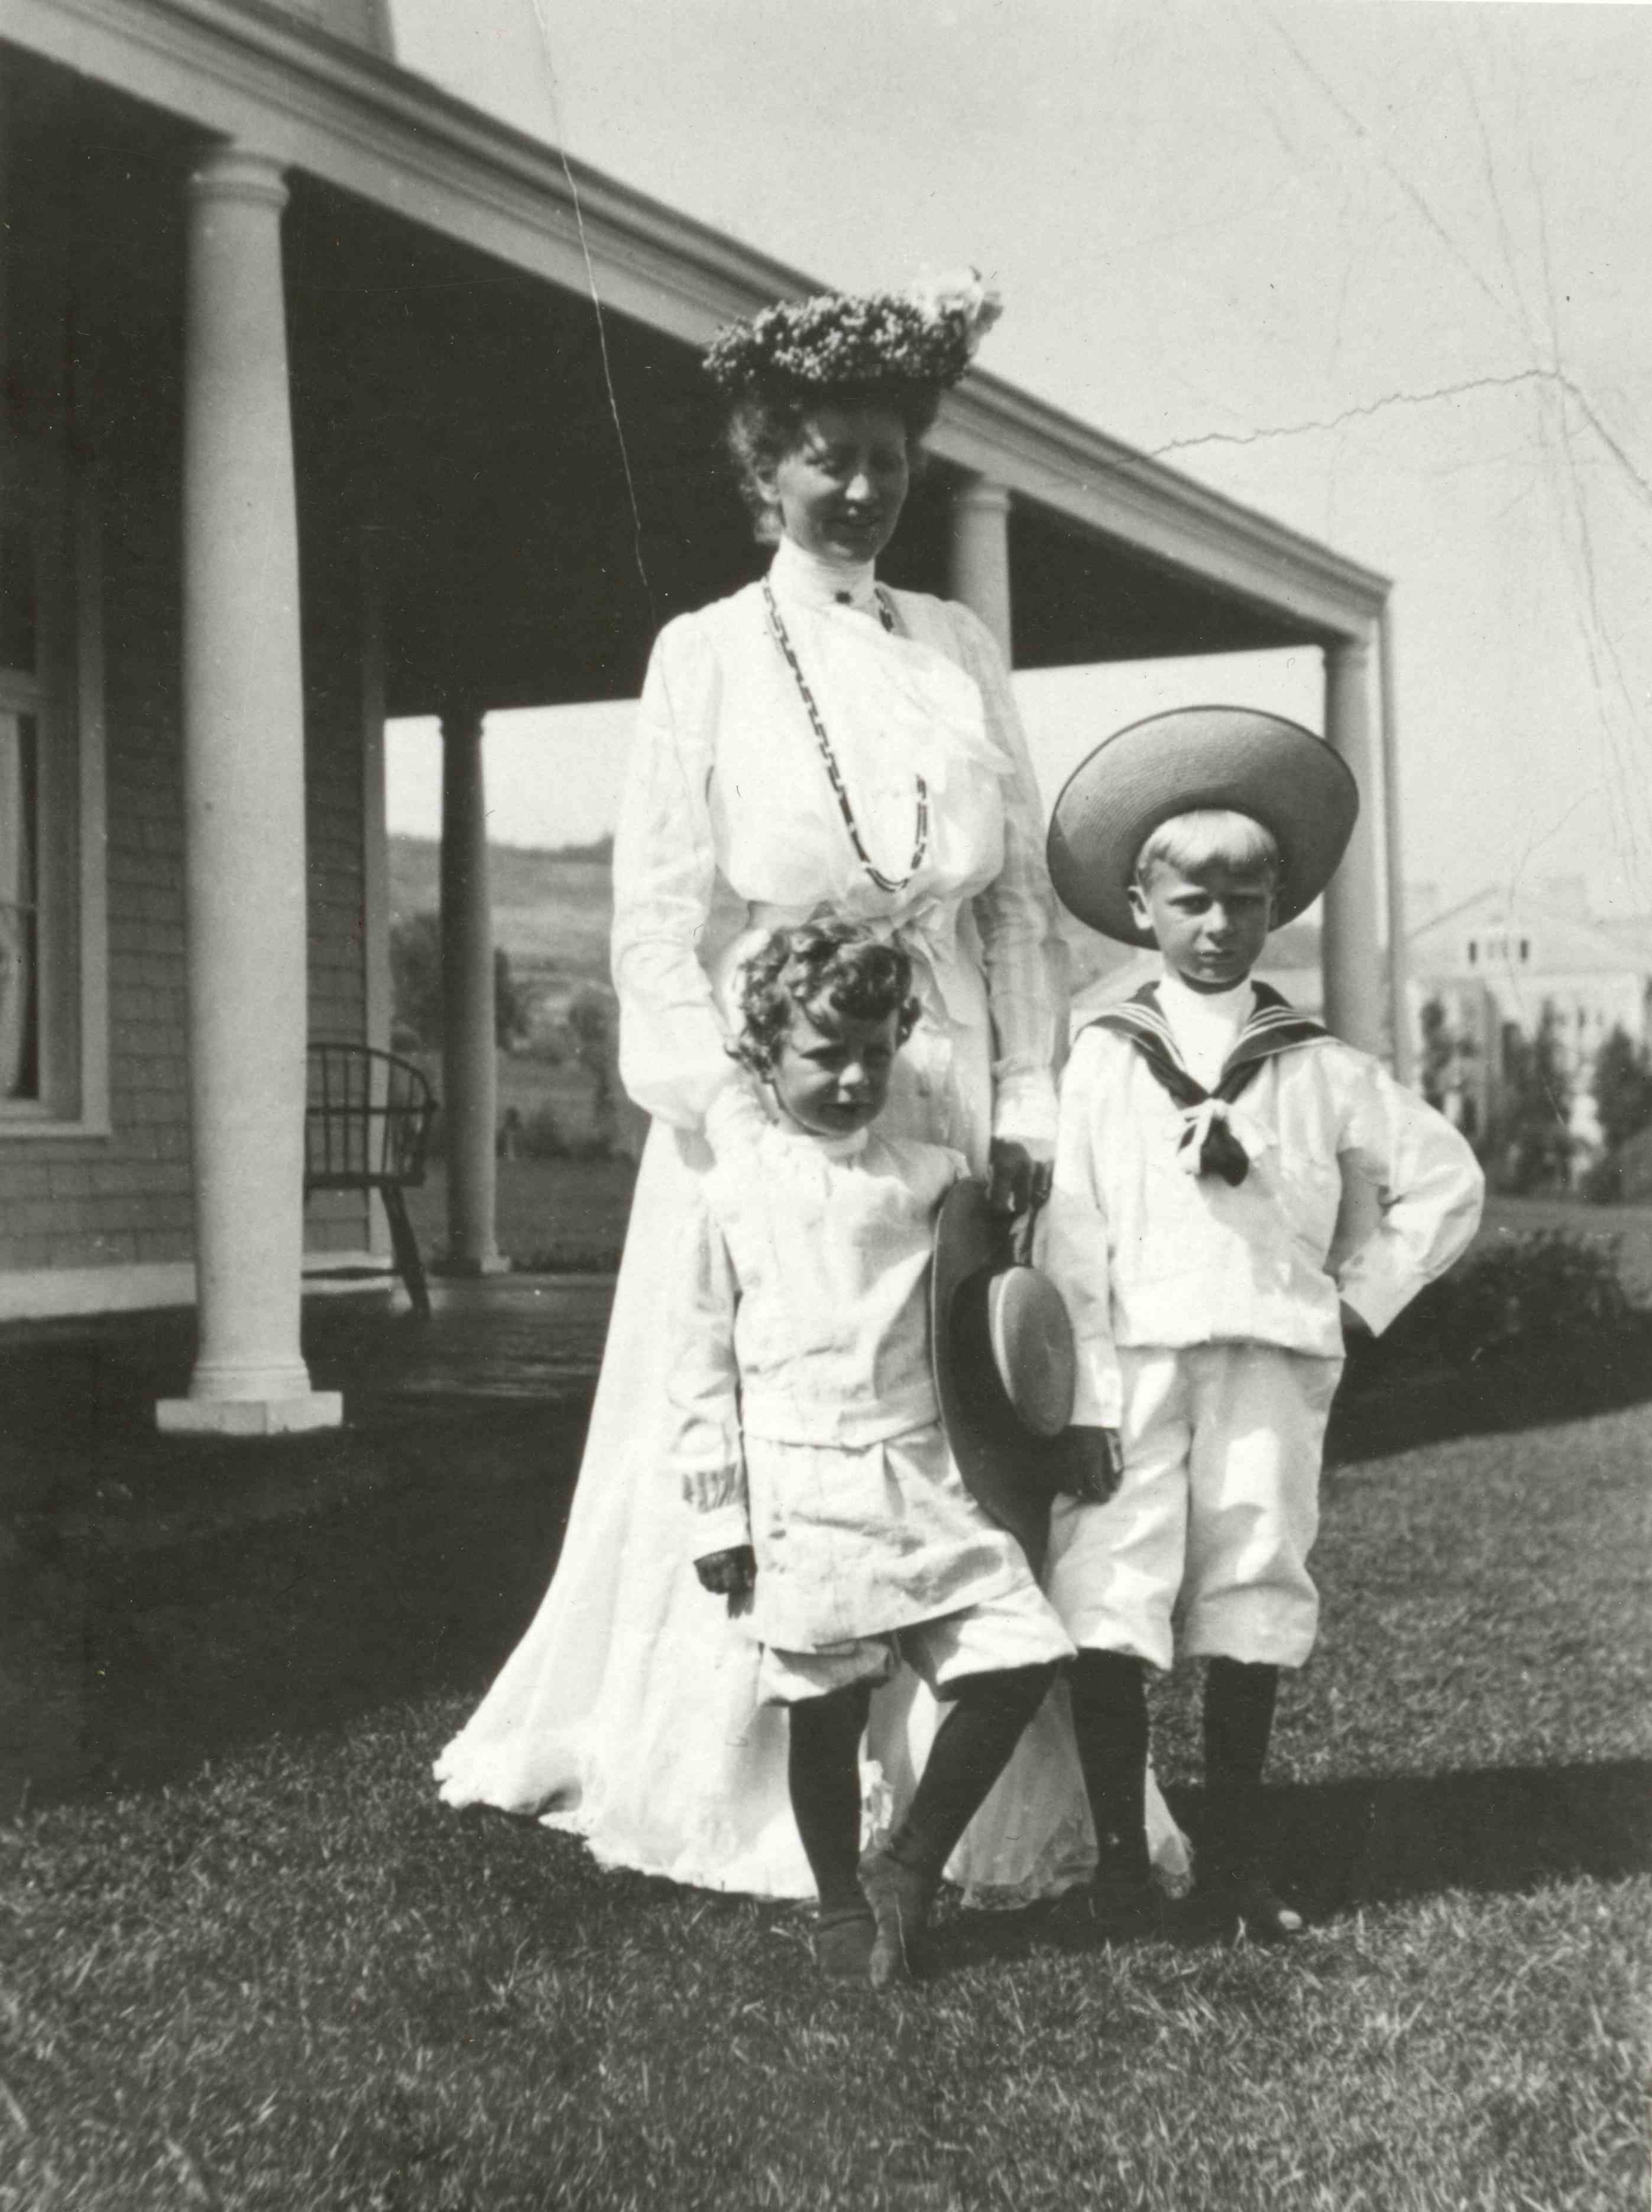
[0,707,40,1099]
[0,458,107,1134]
[1467,939,1478,965]
[1518,937,1530,963]
[1,509,43,1102]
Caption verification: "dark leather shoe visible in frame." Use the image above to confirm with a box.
[814,1903,876,1983]
[857,1846,936,1988]
[1226,1875,1306,1943]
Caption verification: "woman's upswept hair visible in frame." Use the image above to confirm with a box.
[1133,809,1283,891]
[731,920,921,1078]
[723,385,938,544]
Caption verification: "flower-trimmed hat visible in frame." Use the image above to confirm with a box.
[704,270,1002,399]
[1047,706,1360,945]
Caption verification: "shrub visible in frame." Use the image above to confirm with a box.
[519,1103,569,1160]
[1481,1007,1572,1195]
[1592,1026,1652,1154]
[1362,1228,1639,1382]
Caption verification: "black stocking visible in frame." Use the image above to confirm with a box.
[1068,1649,1151,1884]
[1203,1658,1280,1876]
[887,1664,1057,1884]
[788,1683,873,1912]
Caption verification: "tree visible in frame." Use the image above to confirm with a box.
[1418,995,1455,1111]
[1486,1002,1572,1193]
[390,912,442,1049]
[566,984,618,1136]
[388,909,524,1050]
[494,946,526,1050]
[1592,1025,1652,1154]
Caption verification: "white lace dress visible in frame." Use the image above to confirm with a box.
[434,538,1190,1901]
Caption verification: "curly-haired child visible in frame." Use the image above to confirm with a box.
[668,920,1075,1987]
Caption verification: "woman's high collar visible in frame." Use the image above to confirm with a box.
[768,534,879,615]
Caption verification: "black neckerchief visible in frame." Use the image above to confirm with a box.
[1085,981,1330,1185]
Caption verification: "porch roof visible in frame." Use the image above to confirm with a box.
[10,0,1389,718]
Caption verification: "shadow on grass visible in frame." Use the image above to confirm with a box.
[0,1298,610,1813]
[1,1421,584,1811]
[938,1757,1652,1975]
[1268,1756,1652,1913]
[1330,1321,1652,1465]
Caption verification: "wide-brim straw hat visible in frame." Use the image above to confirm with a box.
[1047,706,1359,945]
[931,1179,1076,1576]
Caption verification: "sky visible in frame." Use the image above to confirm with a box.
[384,0,1652,927]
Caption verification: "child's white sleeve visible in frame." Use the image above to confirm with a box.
[1035,1033,1122,1427]
[665,1186,750,1559]
[1334,1060,1486,1335]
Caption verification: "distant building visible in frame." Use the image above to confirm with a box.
[1407,883,1652,1148]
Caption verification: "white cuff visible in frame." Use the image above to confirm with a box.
[1336,1246,1421,1338]
[689,1503,752,1560]
[1070,1350,1123,1430]
[991,1069,1059,1147]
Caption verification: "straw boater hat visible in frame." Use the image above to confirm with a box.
[931,1179,1076,1575]
[1046,707,1360,945]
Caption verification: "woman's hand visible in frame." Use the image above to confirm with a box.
[987,1136,1055,1217]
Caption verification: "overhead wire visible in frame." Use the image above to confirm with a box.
[523,0,657,623]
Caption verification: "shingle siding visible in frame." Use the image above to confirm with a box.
[0,452,372,1279]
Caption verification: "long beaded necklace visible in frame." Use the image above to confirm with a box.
[763,578,930,897]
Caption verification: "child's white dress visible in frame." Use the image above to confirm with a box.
[435,539,1190,1901]
[670,1120,1067,1673]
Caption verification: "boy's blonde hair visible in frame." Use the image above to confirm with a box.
[1133,809,1281,891]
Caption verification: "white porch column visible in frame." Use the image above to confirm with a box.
[359,539,392,1260]
[158,146,340,1435]
[1320,630,1385,1057]
[439,704,504,1274]
[947,474,1014,661]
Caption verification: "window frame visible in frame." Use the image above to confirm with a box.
[0,449,109,1139]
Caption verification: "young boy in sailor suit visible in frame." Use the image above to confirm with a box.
[670,920,1075,1987]
[1039,711,1485,1937]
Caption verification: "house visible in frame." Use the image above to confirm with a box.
[2,0,1401,1432]
[1407,882,1652,1144]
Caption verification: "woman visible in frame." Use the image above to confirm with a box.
[436,274,1187,1904]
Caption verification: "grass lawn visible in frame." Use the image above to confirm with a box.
[406,1154,639,1271]
[2,1359,1648,2209]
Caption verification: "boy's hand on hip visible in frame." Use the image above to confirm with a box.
[1051,1427,1123,1506]
[695,1545,757,1603]
[988,1136,1055,1217]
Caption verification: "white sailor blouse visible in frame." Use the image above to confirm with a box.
[610,540,1063,1157]
[667,1118,1029,1651]
[1041,982,1486,1427]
